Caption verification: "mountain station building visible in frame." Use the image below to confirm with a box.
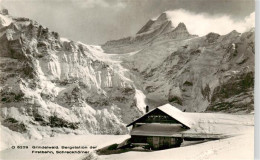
[126,104,193,150]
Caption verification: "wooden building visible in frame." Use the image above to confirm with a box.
[127,104,192,150]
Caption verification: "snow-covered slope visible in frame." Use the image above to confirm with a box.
[0,113,254,160]
[100,113,254,160]
[0,134,130,160]
[101,129,254,160]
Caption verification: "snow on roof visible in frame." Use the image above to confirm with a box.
[131,123,187,137]
[127,104,193,128]
[157,104,193,128]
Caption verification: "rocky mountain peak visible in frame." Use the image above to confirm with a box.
[137,12,174,35]
[175,22,187,31]
[136,11,192,39]
[152,22,195,41]
[227,30,240,36]
[153,12,169,23]
[102,12,197,53]
[206,32,220,43]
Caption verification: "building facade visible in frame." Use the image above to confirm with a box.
[127,104,192,150]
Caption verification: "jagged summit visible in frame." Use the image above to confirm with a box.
[102,12,196,53]
[228,30,240,35]
[120,11,194,40]
[206,32,220,43]
[175,22,186,30]
[170,22,190,35]
[137,12,174,35]
[137,11,190,34]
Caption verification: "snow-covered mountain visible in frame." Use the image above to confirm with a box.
[0,9,254,147]
[102,11,254,112]
[102,12,197,54]
[0,9,146,143]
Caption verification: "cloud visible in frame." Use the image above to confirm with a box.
[114,1,126,9]
[76,0,109,8]
[163,9,255,36]
[73,0,126,9]
[0,0,126,9]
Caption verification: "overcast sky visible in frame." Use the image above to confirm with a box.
[0,0,255,45]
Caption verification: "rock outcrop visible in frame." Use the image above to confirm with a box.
[102,12,196,54]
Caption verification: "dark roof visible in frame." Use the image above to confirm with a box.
[127,104,193,128]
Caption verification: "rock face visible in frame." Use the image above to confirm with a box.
[102,12,255,113]
[102,12,197,54]
[0,10,255,144]
[0,10,145,141]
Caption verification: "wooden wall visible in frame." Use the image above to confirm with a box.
[131,136,183,149]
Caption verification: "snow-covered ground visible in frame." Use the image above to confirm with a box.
[101,128,253,160]
[100,113,254,160]
[0,126,27,151]
[0,134,130,160]
[0,113,254,160]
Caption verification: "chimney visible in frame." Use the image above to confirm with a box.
[146,105,149,113]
